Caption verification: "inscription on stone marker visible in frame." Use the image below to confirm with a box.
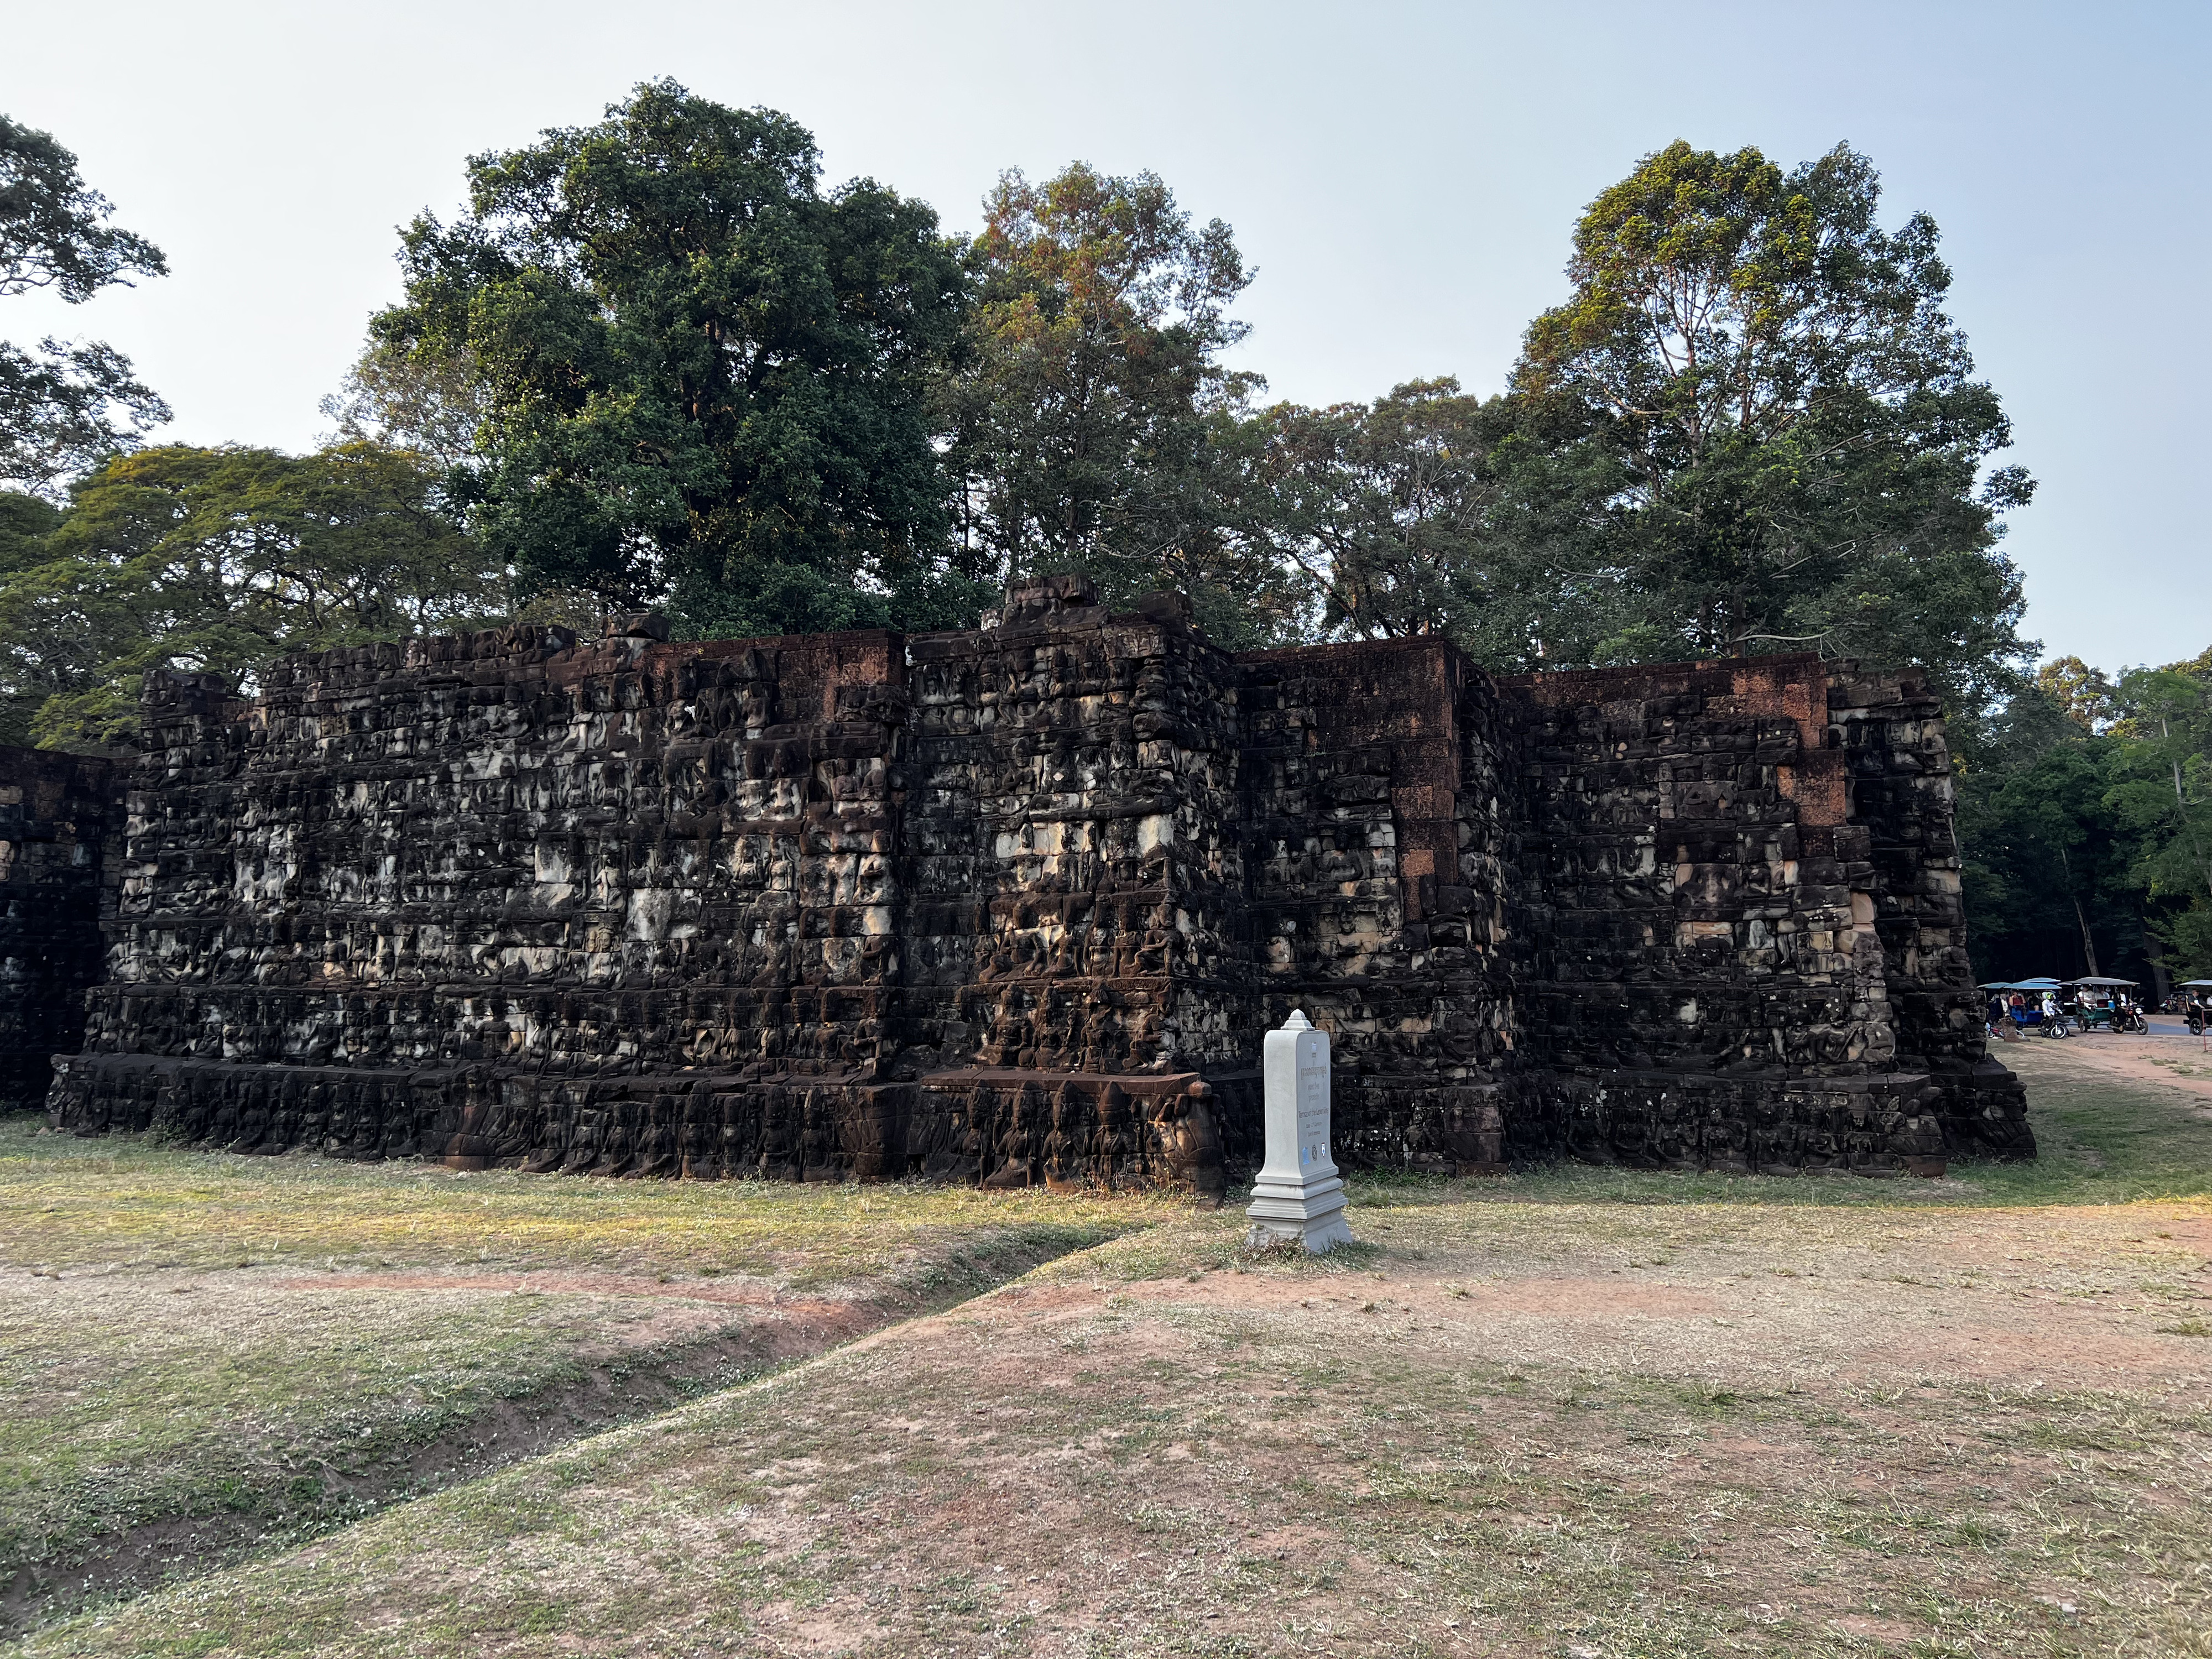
[1298,1059,1327,1166]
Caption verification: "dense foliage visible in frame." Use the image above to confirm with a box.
[942,163,1298,645]
[0,445,502,746]
[1960,650,2212,989]
[9,95,2088,991]
[366,79,976,638]
[0,115,170,497]
[1508,141,2034,707]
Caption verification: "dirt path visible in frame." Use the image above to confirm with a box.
[2005,1028,2212,1102]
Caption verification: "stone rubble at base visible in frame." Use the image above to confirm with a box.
[11,575,2031,1187]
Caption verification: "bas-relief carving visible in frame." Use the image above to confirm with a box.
[34,578,2031,1184]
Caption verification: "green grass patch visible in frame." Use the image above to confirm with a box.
[2,1047,2208,1650]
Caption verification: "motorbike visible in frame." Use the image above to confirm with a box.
[2113,1007,2148,1035]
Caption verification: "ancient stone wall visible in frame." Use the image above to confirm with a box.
[1490,657,2028,1171]
[0,747,118,1113]
[44,578,2026,1182]
[1237,640,1515,1172]
[54,624,920,1175]
[1828,669,2033,1157]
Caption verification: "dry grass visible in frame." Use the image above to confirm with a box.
[0,1125,1173,1285]
[8,1046,2210,1656]
[0,1125,1181,1628]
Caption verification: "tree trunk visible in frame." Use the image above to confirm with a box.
[2058,844,2100,978]
[2071,893,2101,979]
[2146,931,2172,1005]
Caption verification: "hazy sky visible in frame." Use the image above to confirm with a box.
[4,0,2204,673]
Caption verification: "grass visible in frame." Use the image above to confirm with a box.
[0,1122,1182,1628]
[3,1044,2210,1655]
[15,1189,2212,1657]
[0,1121,1171,1284]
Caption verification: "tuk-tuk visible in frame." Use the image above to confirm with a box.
[2068,976,2143,1034]
[1980,979,2072,1037]
[2184,980,2212,1036]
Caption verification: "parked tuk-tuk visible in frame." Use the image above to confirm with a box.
[1977,978,2073,1037]
[2183,980,2212,1036]
[2068,976,2144,1034]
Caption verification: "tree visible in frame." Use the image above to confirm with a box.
[319,335,489,470]
[1227,378,1619,661]
[368,80,976,637]
[0,116,170,496]
[946,163,1293,643]
[1958,650,2212,990]
[2103,658,2212,975]
[0,442,504,748]
[1512,140,2034,711]
[0,487,62,740]
[2036,654,2120,732]
[1955,685,2145,983]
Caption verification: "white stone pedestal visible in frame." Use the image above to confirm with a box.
[1245,1010,1353,1253]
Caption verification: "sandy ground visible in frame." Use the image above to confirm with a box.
[12,1061,2212,1657]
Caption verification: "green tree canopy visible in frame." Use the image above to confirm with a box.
[368,79,975,638]
[0,442,503,748]
[1227,378,1617,660]
[2035,654,2121,732]
[2103,660,2212,974]
[946,161,1291,641]
[1957,707,2138,982]
[0,114,170,497]
[1960,649,2212,989]
[1512,140,2034,709]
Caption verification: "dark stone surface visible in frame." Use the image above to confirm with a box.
[0,747,119,1113]
[42,579,2029,1180]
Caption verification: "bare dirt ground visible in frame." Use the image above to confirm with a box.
[2004,1026,2212,1104]
[17,1051,2212,1659]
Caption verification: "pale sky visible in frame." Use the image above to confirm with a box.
[3,0,2204,674]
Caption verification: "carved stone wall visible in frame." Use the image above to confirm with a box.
[1237,640,1516,1172]
[44,578,2028,1181]
[1494,658,2027,1173]
[0,747,117,1113]
[1829,668,2033,1157]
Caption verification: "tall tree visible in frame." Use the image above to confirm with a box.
[319,335,489,470]
[1228,378,1618,661]
[1956,686,2143,983]
[0,442,503,748]
[2103,658,2212,975]
[368,80,975,637]
[0,116,170,497]
[1513,140,2034,710]
[947,163,1293,641]
[2036,654,2120,732]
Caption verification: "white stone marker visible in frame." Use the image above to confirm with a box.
[1245,1010,1353,1252]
